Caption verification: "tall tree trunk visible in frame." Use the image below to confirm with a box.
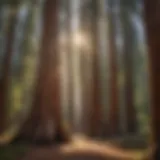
[89,0,102,137]
[13,0,70,144]
[66,0,74,131]
[108,2,120,136]
[80,2,93,134]
[144,0,160,159]
[120,4,137,133]
[0,8,16,134]
[70,0,83,133]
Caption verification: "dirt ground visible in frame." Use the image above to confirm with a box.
[20,136,144,160]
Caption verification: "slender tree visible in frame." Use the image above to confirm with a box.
[144,0,160,159]
[79,0,92,134]
[0,7,17,134]
[107,0,120,136]
[120,0,137,133]
[66,0,74,131]
[89,0,102,137]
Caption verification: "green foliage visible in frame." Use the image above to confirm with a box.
[0,144,28,160]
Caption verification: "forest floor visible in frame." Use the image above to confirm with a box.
[18,135,146,160]
[0,134,147,160]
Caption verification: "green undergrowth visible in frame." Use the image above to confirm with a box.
[0,144,28,160]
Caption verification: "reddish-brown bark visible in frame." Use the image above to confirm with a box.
[89,1,102,137]
[13,0,70,144]
[108,9,120,136]
[144,0,160,159]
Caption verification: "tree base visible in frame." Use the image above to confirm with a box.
[11,119,71,146]
[12,131,71,146]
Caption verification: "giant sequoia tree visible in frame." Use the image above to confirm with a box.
[144,0,160,159]
[13,0,70,144]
